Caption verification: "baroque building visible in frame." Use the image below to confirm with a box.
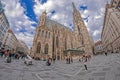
[101,0,120,53]
[31,3,93,60]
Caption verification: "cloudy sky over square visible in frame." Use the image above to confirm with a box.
[1,0,111,48]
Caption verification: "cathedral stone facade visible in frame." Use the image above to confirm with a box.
[31,3,93,60]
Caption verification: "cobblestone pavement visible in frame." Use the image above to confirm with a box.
[0,53,120,80]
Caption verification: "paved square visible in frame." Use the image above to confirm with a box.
[0,53,120,80]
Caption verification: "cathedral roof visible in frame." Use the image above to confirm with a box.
[45,18,71,31]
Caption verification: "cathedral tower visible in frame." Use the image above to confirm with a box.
[35,10,47,41]
[31,11,47,57]
[31,3,93,60]
[38,10,47,27]
[72,2,92,54]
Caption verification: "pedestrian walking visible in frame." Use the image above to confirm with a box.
[82,55,88,70]
[105,52,107,56]
[5,50,11,63]
[65,56,68,64]
[66,56,70,64]
[79,56,82,62]
[79,58,81,62]
[46,56,52,66]
[53,56,56,63]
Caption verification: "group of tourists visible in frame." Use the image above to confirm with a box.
[0,47,91,71]
[45,54,91,71]
[0,48,26,63]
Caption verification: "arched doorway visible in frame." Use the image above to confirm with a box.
[36,42,41,53]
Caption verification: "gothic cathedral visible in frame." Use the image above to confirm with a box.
[30,3,93,60]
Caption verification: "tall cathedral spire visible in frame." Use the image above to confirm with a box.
[72,2,92,55]
[72,2,77,12]
[72,2,83,22]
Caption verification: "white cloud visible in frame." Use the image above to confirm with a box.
[1,0,36,48]
[51,14,59,20]
[93,30,100,36]
[94,15,102,19]
[15,32,34,48]
[83,10,88,14]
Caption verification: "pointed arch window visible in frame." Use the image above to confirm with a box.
[49,32,50,38]
[52,33,55,52]
[65,38,67,49]
[36,42,41,53]
[42,30,44,37]
[46,31,47,38]
[56,36,59,48]
[39,29,41,36]
[78,25,80,35]
[81,34,84,45]
[44,44,49,54]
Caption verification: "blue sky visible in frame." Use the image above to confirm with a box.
[1,0,111,48]
[19,0,37,22]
